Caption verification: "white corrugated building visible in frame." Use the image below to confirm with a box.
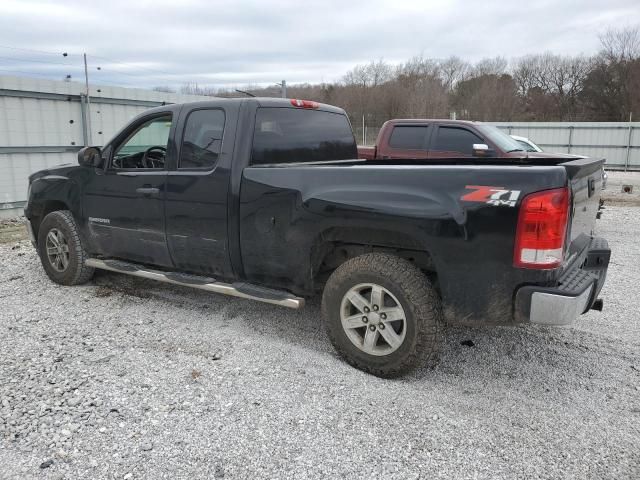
[0,75,210,217]
[492,121,639,168]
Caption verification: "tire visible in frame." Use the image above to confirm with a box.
[322,253,442,377]
[37,210,95,286]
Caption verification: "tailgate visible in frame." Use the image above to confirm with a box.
[561,157,604,242]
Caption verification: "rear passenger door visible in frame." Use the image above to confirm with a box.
[428,125,484,158]
[380,124,430,159]
[164,106,238,278]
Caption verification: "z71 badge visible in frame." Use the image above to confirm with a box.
[461,185,521,207]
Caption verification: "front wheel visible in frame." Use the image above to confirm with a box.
[322,253,442,377]
[37,210,94,286]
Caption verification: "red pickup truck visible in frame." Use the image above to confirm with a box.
[358,119,570,160]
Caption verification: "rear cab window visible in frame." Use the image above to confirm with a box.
[388,126,429,150]
[251,108,357,165]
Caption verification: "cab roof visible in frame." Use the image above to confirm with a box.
[143,97,346,116]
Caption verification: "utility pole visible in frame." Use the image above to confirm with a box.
[625,111,633,172]
[273,80,287,98]
[83,53,93,145]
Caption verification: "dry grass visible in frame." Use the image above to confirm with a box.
[0,222,28,244]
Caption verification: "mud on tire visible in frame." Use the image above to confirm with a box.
[322,253,442,377]
[37,210,94,286]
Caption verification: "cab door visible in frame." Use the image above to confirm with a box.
[81,111,176,267]
[378,124,430,159]
[164,105,238,278]
[428,125,485,158]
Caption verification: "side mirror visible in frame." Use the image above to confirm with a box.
[78,146,103,168]
[472,143,495,157]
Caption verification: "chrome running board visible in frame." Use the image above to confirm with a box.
[85,258,305,309]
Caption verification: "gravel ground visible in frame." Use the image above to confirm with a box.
[602,170,640,206]
[0,206,638,480]
[0,218,28,244]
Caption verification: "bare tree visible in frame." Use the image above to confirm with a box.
[512,55,539,96]
[580,25,640,120]
[367,59,393,87]
[439,56,470,92]
[599,26,640,62]
[396,55,441,80]
[473,57,508,76]
[452,73,517,121]
[547,55,593,119]
[511,53,593,119]
[394,55,448,118]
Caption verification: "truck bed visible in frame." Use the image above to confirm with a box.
[238,156,604,325]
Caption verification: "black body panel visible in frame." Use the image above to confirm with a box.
[238,164,572,324]
[163,102,240,278]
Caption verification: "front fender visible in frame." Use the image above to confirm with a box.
[25,165,87,236]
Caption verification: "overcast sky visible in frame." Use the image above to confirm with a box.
[0,0,637,90]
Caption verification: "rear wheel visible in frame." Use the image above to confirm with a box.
[37,210,94,285]
[322,253,442,377]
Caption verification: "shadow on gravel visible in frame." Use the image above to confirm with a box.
[87,269,609,387]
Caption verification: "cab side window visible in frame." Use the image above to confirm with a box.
[112,115,172,169]
[388,126,429,150]
[431,127,483,156]
[180,109,225,169]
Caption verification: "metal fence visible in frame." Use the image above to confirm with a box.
[0,75,210,215]
[491,122,639,170]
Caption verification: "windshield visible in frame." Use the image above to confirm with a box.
[516,139,538,152]
[476,125,524,152]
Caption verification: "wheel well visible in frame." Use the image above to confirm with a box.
[31,200,69,239]
[313,242,438,292]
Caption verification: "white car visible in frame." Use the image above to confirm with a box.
[510,135,543,153]
[510,135,607,189]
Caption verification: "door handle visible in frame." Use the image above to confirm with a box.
[136,186,160,197]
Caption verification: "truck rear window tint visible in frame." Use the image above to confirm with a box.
[251,108,357,165]
[388,126,429,150]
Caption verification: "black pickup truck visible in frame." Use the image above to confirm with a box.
[24,98,610,377]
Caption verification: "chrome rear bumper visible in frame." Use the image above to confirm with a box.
[515,236,609,326]
[529,285,594,325]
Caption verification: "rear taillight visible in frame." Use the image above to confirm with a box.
[290,99,319,109]
[514,187,570,269]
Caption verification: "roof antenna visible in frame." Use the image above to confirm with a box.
[235,89,255,97]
